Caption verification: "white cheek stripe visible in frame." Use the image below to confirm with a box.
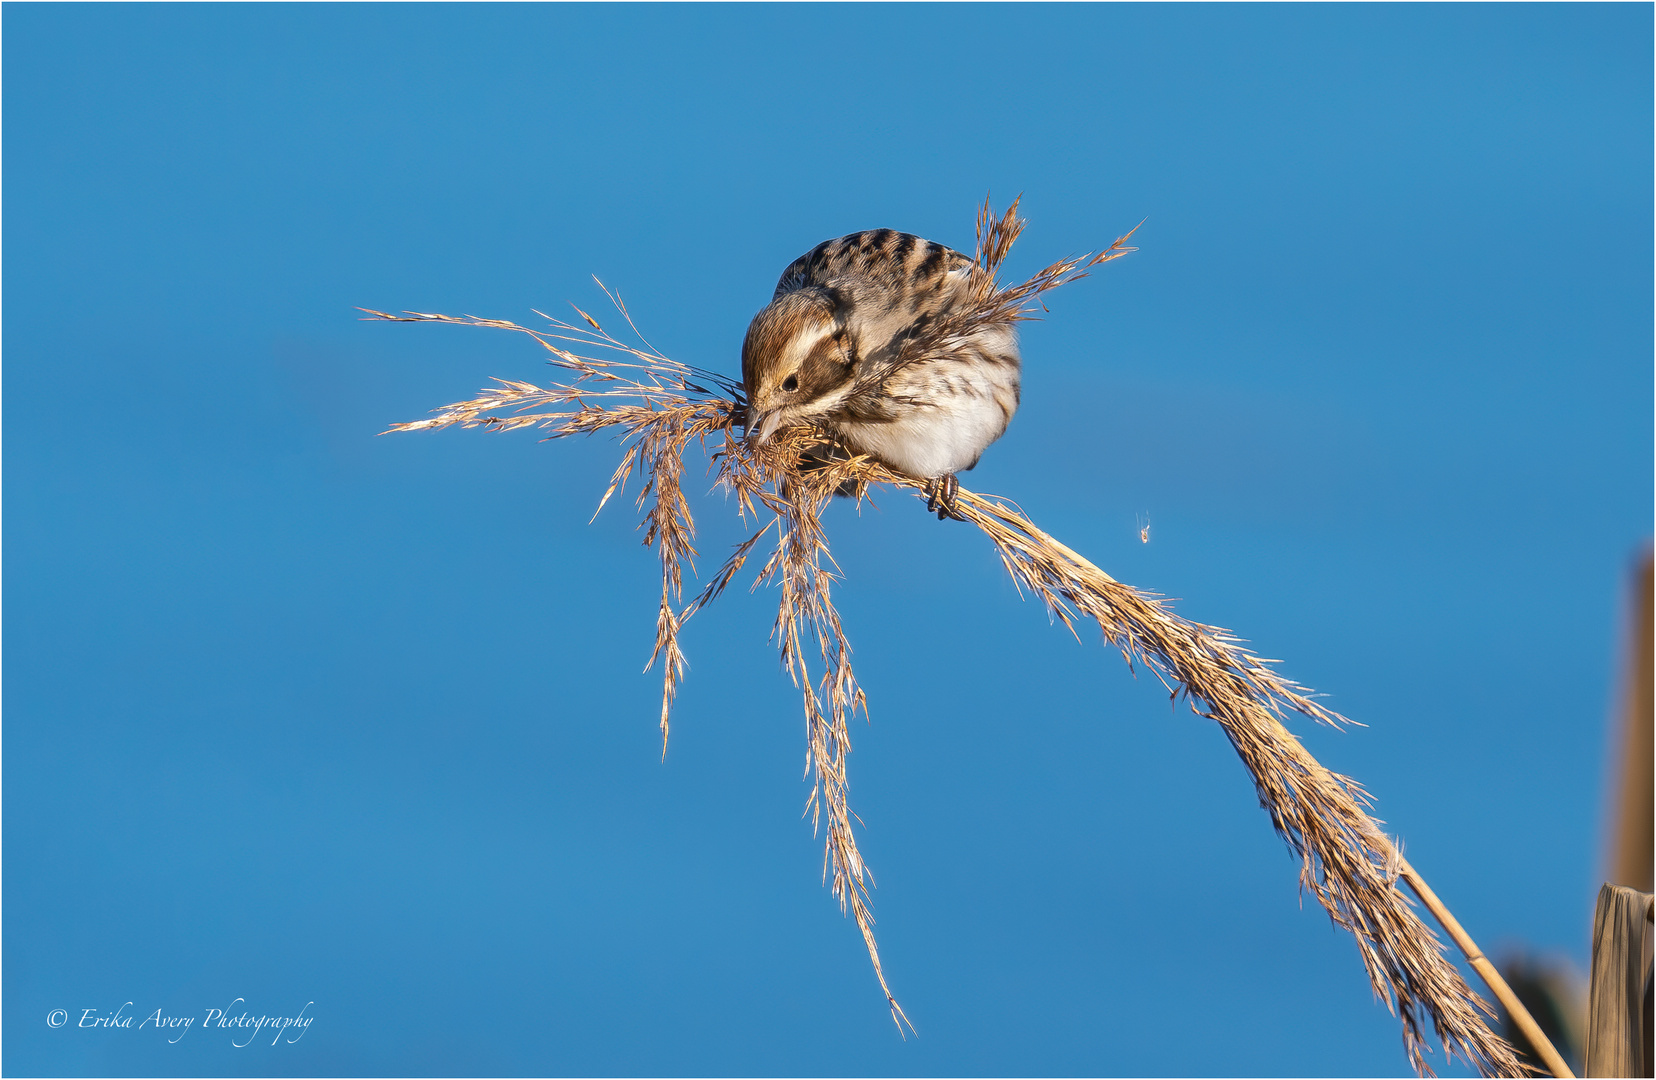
[753,381,855,445]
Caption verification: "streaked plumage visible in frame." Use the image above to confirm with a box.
[742,229,1020,514]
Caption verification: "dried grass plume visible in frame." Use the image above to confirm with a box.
[369,202,1531,1077]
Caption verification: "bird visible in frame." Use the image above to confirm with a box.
[741,228,1020,520]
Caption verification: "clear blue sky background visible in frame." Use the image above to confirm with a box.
[6,4,1650,1076]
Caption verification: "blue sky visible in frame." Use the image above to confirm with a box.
[5,4,1650,1076]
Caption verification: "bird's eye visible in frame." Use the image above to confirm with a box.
[781,375,798,392]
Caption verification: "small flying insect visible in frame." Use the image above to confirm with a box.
[1136,512,1151,544]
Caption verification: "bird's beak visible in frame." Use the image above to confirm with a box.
[748,407,786,445]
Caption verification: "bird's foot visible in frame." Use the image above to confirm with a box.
[924,474,965,521]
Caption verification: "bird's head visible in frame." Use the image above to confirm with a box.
[741,288,856,445]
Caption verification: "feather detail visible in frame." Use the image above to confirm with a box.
[746,231,1021,480]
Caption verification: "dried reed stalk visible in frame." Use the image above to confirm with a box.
[371,204,1533,1076]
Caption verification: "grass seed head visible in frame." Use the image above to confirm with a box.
[374,200,1526,1075]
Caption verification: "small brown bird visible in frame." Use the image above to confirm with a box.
[742,229,1019,519]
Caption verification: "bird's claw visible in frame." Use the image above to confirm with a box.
[925,475,965,521]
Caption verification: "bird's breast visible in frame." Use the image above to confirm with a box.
[833,340,1020,479]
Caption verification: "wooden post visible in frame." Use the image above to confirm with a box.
[1608,552,1653,894]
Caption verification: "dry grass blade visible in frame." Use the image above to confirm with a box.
[935,482,1528,1077]
[372,199,1529,1074]
[366,302,738,757]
